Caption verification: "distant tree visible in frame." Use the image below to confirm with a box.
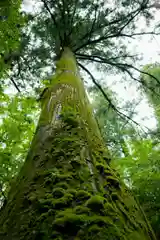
[112,139,160,239]
[89,86,138,158]
[91,84,160,239]
[141,63,160,126]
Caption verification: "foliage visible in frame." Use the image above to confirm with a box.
[0,0,26,79]
[0,92,38,205]
[90,85,160,238]
[89,86,138,158]
[112,139,160,238]
[6,0,160,94]
[141,63,160,124]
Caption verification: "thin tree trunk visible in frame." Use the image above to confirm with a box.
[120,137,130,157]
[0,48,156,240]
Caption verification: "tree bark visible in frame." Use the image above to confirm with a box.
[0,48,156,240]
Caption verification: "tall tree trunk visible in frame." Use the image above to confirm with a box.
[0,48,156,240]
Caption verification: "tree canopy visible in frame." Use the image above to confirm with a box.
[2,0,159,94]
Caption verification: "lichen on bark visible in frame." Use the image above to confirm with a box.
[0,48,156,240]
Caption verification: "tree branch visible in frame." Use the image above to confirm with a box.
[79,5,99,43]
[75,30,158,52]
[111,62,160,85]
[76,53,138,61]
[77,53,160,87]
[10,77,21,92]
[118,8,141,33]
[78,62,145,130]
[74,5,149,52]
[107,62,160,98]
[41,0,62,45]
[68,0,78,39]
[124,68,160,97]
[56,0,66,43]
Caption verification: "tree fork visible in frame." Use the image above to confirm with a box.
[0,48,156,240]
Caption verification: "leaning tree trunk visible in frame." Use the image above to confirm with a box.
[0,48,156,240]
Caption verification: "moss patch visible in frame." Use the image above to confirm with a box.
[74,206,91,215]
[85,195,105,212]
[55,182,68,189]
[53,213,85,235]
[52,188,64,198]
[76,190,91,201]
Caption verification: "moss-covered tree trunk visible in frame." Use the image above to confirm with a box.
[0,48,156,240]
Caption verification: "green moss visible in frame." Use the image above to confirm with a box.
[53,210,114,236]
[52,148,66,158]
[104,169,112,177]
[85,195,105,212]
[70,159,82,169]
[55,182,68,189]
[38,198,53,213]
[55,208,73,218]
[88,224,101,234]
[117,202,139,228]
[38,212,50,221]
[44,193,53,199]
[52,188,64,199]
[106,176,120,189]
[128,231,148,240]
[67,189,77,196]
[74,206,90,215]
[55,136,79,150]
[60,110,79,128]
[46,173,73,185]
[57,174,73,181]
[88,215,113,227]
[76,190,91,201]
[103,156,111,163]
[44,177,53,187]
[111,192,119,201]
[104,202,115,213]
[78,167,91,182]
[53,213,85,235]
[103,183,111,192]
[52,193,73,209]
[29,192,37,202]
[51,231,63,239]
[54,237,63,240]
[96,163,105,174]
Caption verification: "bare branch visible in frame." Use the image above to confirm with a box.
[118,8,141,33]
[110,63,160,98]
[111,62,160,85]
[75,30,158,52]
[78,62,145,130]
[77,53,160,87]
[88,6,99,41]
[76,53,138,61]
[10,77,21,93]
